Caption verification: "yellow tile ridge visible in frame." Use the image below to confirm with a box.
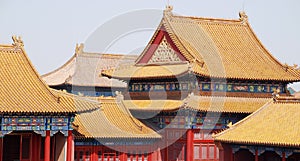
[170,14,243,24]
[274,96,300,103]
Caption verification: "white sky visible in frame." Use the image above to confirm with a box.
[1,0,300,90]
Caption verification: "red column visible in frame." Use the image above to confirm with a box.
[282,152,286,161]
[119,152,126,161]
[67,130,73,161]
[44,130,51,161]
[32,134,37,161]
[219,148,224,161]
[91,146,98,161]
[164,146,168,161]
[230,149,234,161]
[148,152,152,161]
[186,129,194,161]
[255,150,258,161]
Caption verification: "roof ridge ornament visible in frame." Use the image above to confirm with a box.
[239,11,248,23]
[272,88,280,102]
[115,91,124,102]
[12,35,24,48]
[164,5,173,16]
[165,5,173,11]
[75,43,84,55]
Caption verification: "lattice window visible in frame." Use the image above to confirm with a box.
[148,36,181,63]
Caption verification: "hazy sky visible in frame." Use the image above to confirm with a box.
[1,0,300,89]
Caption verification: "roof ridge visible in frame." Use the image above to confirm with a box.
[41,53,76,78]
[190,95,271,99]
[163,6,242,23]
[275,96,300,103]
[135,20,165,64]
[0,44,15,48]
[163,13,204,64]
[244,22,300,78]
[17,40,61,102]
[171,14,242,24]
[80,52,133,57]
[51,89,100,104]
[135,61,189,66]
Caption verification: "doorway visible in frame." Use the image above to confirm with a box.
[3,133,31,161]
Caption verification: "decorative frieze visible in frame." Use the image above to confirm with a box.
[151,111,241,130]
[129,81,285,94]
[0,116,73,137]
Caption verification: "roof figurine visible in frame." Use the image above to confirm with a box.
[164,5,173,13]
[75,43,84,55]
[239,11,248,23]
[115,91,124,102]
[12,35,24,48]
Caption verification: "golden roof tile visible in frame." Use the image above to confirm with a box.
[102,63,190,79]
[122,95,270,114]
[105,11,300,81]
[50,89,100,113]
[214,98,300,147]
[185,95,271,113]
[0,38,98,113]
[123,100,183,111]
[73,98,161,139]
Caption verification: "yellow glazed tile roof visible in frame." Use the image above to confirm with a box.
[42,43,137,87]
[73,98,161,139]
[123,100,183,111]
[122,95,270,114]
[185,95,271,113]
[50,89,100,113]
[102,63,190,79]
[214,98,300,147]
[106,10,300,81]
[0,38,98,113]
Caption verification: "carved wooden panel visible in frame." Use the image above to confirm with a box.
[148,36,181,63]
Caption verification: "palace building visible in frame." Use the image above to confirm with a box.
[0,36,97,161]
[1,6,300,161]
[0,37,160,161]
[100,7,300,161]
[42,43,137,97]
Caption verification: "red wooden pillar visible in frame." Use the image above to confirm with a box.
[255,150,258,161]
[120,152,126,161]
[94,146,99,161]
[31,134,37,161]
[164,146,168,161]
[148,152,152,161]
[282,152,286,161]
[219,148,224,161]
[230,148,234,161]
[44,130,51,161]
[66,130,73,161]
[186,129,193,161]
